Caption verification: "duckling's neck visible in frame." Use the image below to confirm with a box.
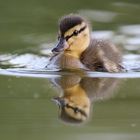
[60,52,87,70]
[64,84,87,97]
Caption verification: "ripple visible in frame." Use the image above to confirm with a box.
[91,31,115,40]
[0,68,140,79]
[0,53,49,69]
[119,25,140,36]
[0,52,140,78]
[0,42,140,78]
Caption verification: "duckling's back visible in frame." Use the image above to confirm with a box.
[80,39,123,72]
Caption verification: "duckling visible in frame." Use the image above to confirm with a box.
[47,14,124,72]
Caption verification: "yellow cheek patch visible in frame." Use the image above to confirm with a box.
[64,107,87,121]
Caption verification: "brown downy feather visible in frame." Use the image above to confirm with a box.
[80,39,123,72]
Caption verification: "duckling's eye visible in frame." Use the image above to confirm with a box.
[73,30,79,36]
[74,107,79,113]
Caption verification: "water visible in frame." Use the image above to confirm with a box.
[0,0,140,140]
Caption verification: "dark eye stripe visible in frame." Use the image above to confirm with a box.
[65,25,87,41]
[65,104,87,117]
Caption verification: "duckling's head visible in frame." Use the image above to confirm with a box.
[52,14,91,58]
[54,97,90,123]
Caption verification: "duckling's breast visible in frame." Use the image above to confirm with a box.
[47,53,88,70]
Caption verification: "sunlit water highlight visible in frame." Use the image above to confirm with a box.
[0,50,140,78]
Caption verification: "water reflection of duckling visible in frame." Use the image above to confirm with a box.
[51,75,120,124]
[47,14,124,72]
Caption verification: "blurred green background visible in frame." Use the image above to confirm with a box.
[0,0,140,52]
[0,0,140,140]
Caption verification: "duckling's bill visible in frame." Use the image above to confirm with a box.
[52,37,69,54]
